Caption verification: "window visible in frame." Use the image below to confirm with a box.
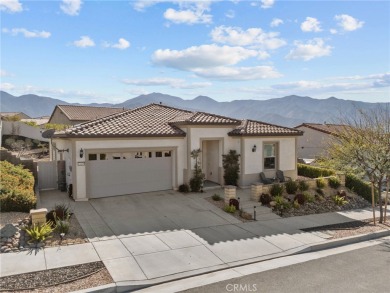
[88,154,97,161]
[99,154,106,160]
[164,151,171,157]
[263,143,276,170]
[156,151,162,158]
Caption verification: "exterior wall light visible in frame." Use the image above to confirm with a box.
[79,148,84,158]
[252,145,257,152]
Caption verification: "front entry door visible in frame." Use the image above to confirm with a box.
[203,140,219,183]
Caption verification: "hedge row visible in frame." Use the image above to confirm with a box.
[297,163,335,178]
[0,161,36,212]
[345,173,377,202]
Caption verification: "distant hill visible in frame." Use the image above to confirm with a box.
[1,91,387,127]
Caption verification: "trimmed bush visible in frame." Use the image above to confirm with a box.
[316,188,324,195]
[294,193,305,205]
[178,184,190,193]
[285,180,299,194]
[345,174,376,202]
[328,176,341,189]
[273,196,291,216]
[270,183,284,197]
[297,163,335,178]
[222,150,240,186]
[316,177,326,189]
[0,161,36,212]
[303,192,315,203]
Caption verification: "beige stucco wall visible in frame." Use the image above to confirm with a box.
[241,136,297,186]
[68,137,186,200]
[296,126,331,159]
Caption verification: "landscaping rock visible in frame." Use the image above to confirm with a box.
[0,224,18,238]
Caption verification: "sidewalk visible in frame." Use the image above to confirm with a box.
[1,207,389,291]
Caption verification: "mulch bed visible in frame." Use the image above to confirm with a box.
[0,262,113,292]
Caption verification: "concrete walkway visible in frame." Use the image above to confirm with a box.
[1,189,389,291]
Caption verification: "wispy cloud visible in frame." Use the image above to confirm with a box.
[260,0,275,9]
[331,14,364,34]
[61,0,82,16]
[270,18,283,28]
[103,38,131,50]
[0,82,15,90]
[2,28,51,38]
[122,77,211,89]
[286,38,332,61]
[0,0,23,13]
[163,2,213,25]
[73,36,95,48]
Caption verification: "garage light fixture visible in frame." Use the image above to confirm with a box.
[252,145,257,152]
[79,148,84,158]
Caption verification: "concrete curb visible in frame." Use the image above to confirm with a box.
[71,229,390,293]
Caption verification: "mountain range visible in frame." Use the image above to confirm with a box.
[1,91,387,127]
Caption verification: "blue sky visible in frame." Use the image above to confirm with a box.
[1,0,389,103]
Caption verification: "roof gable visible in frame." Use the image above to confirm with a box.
[51,105,125,122]
[229,120,303,136]
[295,123,347,135]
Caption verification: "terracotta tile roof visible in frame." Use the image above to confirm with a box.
[229,120,303,136]
[54,104,300,138]
[170,111,241,125]
[54,105,125,122]
[295,123,347,135]
[54,104,192,138]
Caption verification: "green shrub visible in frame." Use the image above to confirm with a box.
[212,194,222,201]
[224,205,236,213]
[316,177,326,189]
[270,183,284,197]
[46,203,72,224]
[345,174,376,202]
[23,121,37,127]
[333,195,348,206]
[222,150,240,186]
[0,161,36,212]
[190,149,204,192]
[44,123,68,131]
[23,222,54,243]
[298,180,309,192]
[316,188,324,195]
[55,219,70,234]
[303,192,315,203]
[178,184,190,193]
[328,176,341,189]
[273,196,291,215]
[285,180,299,194]
[297,163,335,178]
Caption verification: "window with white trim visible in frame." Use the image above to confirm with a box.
[263,143,277,170]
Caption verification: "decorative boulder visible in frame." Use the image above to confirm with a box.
[0,224,18,238]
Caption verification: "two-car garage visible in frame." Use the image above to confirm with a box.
[86,150,174,198]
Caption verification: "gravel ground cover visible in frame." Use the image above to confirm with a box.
[0,262,113,292]
[0,212,88,254]
[303,218,390,239]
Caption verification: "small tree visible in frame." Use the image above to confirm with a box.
[189,149,204,192]
[222,150,240,186]
[325,106,390,223]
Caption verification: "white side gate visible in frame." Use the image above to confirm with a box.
[38,161,57,190]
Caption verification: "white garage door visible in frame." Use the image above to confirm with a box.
[87,150,173,198]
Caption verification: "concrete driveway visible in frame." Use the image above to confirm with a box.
[39,190,335,284]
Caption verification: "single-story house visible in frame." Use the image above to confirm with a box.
[52,103,303,201]
[295,123,346,159]
[48,105,125,125]
[0,112,31,120]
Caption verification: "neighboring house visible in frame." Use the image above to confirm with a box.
[0,112,31,120]
[295,123,346,159]
[48,105,125,125]
[52,103,303,201]
[21,116,50,128]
